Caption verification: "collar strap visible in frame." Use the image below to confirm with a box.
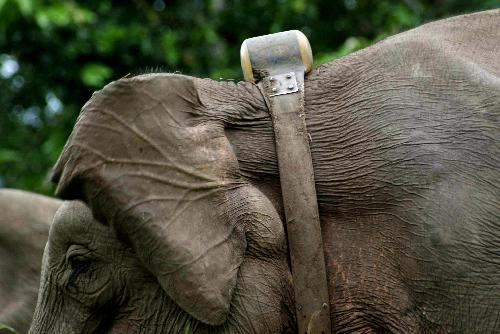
[241,30,331,334]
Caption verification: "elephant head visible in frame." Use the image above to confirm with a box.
[29,201,295,333]
[33,10,500,334]
[47,74,295,327]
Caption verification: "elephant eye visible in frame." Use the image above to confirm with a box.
[68,255,91,287]
[66,245,92,286]
[69,256,91,275]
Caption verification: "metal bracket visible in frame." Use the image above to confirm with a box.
[269,72,299,96]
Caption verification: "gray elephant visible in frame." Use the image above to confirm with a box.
[30,10,499,334]
[0,189,61,334]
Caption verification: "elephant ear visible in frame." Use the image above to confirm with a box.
[52,74,248,325]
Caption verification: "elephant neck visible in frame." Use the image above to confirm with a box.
[195,77,270,126]
[195,78,279,180]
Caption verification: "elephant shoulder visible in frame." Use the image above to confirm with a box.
[0,188,60,253]
[0,189,61,230]
[0,189,60,333]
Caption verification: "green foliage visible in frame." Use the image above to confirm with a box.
[0,0,496,194]
[0,322,19,333]
[80,63,113,88]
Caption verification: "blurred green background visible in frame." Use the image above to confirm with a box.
[0,0,497,195]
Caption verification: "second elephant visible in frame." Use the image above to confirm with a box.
[0,189,61,334]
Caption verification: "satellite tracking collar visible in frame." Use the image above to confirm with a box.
[240,31,332,334]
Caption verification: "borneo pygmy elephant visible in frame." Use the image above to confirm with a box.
[31,10,499,333]
[0,189,61,334]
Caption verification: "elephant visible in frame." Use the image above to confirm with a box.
[0,189,62,334]
[30,9,499,334]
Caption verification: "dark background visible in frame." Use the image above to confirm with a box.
[0,0,497,195]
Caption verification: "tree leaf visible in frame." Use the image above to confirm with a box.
[80,63,113,88]
[0,149,20,163]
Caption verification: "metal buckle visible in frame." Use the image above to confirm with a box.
[268,72,299,97]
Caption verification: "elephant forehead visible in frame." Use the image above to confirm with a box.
[47,201,113,259]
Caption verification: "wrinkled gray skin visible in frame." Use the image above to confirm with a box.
[31,10,499,334]
[0,189,61,334]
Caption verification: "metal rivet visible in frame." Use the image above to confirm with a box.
[286,74,292,79]
[322,302,328,309]
[297,305,302,311]
[269,76,274,81]
[272,87,277,92]
[287,84,294,90]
